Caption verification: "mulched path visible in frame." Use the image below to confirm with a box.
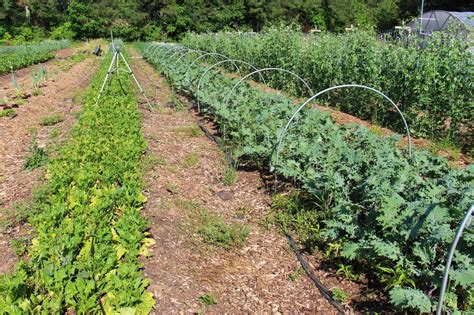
[129,49,360,314]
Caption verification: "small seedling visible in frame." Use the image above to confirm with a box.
[40,114,63,126]
[199,292,217,306]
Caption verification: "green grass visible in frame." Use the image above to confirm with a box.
[197,209,250,249]
[40,114,63,126]
[0,109,15,118]
[223,164,237,186]
[174,124,201,138]
[332,288,349,303]
[184,152,199,168]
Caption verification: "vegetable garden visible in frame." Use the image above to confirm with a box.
[182,26,473,151]
[0,40,70,74]
[139,41,473,313]
[0,29,472,313]
[0,45,154,313]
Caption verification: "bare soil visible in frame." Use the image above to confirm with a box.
[0,46,100,274]
[130,49,364,314]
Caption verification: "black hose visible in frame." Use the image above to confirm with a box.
[286,234,347,314]
[198,116,348,314]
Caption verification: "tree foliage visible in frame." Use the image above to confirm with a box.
[0,0,472,40]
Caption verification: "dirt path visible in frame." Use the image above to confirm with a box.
[129,48,352,314]
[0,49,101,274]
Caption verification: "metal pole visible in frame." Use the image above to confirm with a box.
[419,0,425,34]
[436,205,474,315]
[119,52,154,111]
[96,51,119,106]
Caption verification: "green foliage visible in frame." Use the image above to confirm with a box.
[182,27,473,150]
[223,164,237,186]
[23,139,48,170]
[142,42,474,313]
[40,114,63,126]
[331,287,349,303]
[199,292,217,306]
[0,40,70,74]
[0,48,154,313]
[0,109,15,118]
[184,152,199,168]
[50,22,76,40]
[197,209,250,249]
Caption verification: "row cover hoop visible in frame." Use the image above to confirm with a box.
[146,43,468,313]
[274,84,413,162]
[196,59,267,112]
[184,52,236,86]
[437,204,474,315]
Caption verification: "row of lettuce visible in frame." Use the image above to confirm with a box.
[182,27,473,151]
[0,39,70,74]
[0,47,154,313]
[140,42,473,313]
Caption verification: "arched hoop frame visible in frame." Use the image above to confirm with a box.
[196,59,266,112]
[223,68,315,111]
[184,52,234,86]
[172,49,206,71]
[274,84,413,165]
[436,204,474,315]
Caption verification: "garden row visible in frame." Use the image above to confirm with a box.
[0,39,71,74]
[182,27,473,151]
[0,46,154,313]
[141,42,473,313]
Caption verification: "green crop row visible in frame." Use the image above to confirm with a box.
[182,26,473,152]
[0,47,154,313]
[0,40,71,74]
[141,42,473,313]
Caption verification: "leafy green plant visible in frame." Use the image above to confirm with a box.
[140,42,474,313]
[0,46,154,314]
[0,40,70,75]
[199,292,217,306]
[23,139,48,170]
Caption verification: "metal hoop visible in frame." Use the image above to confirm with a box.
[196,59,266,112]
[274,84,413,165]
[183,52,232,87]
[436,204,474,315]
[223,67,314,111]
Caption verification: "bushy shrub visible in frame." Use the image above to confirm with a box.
[50,22,76,40]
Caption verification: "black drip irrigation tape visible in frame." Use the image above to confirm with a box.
[198,120,235,165]
[286,234,347,314]
[197,113,347,314]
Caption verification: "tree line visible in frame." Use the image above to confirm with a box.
[0,0,472,42]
